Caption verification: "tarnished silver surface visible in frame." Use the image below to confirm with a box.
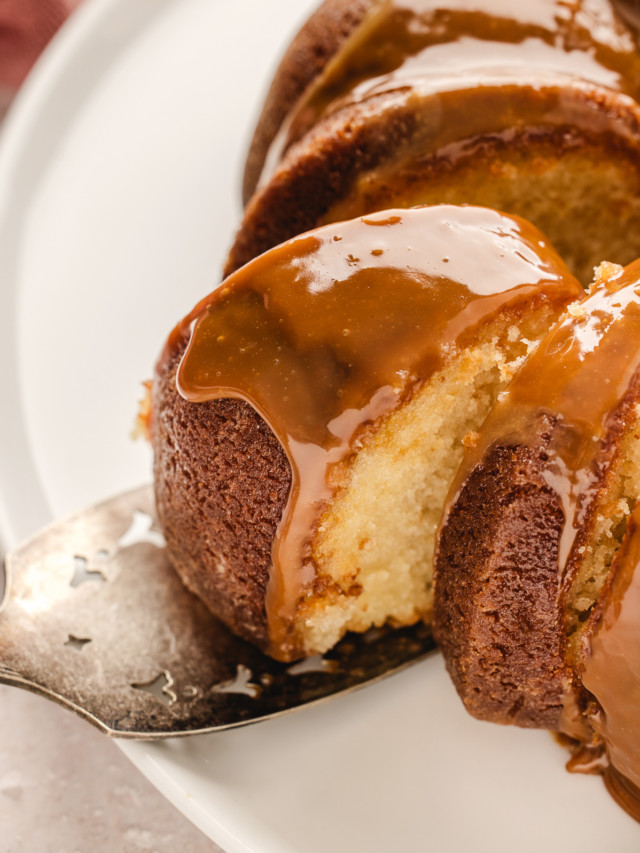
[0,486,436,738]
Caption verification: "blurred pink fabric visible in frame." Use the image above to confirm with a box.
[0,0,82,114]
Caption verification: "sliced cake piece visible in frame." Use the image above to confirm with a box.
[152,204,580,662]
[434,258,640,795]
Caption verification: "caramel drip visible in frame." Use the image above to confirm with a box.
[163,205,581,658]
[261,0,640,185]
[580,506,640,801]
[445,260,640,588]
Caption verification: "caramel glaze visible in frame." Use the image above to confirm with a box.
[578,504,640,817]
[259,0,640,187]
[440,259,640,815]
[444,259,640,584]
[160,205,581,659]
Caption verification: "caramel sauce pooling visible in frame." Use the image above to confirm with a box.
[166,205,580,658]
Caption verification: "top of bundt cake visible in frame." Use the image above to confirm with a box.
[251,0,640,193]
[230,0,640,283]
[154,204,581,661]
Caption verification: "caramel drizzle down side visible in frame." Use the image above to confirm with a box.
[166,205,581,658]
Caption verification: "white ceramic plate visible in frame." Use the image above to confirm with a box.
[0,0,638,850]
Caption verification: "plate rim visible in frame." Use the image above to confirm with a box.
[0,0,289,849]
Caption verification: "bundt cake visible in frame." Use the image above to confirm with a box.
[152,204,581,662]
[229,0,640,283]
[433,258,640,814]
[146,0,640,824]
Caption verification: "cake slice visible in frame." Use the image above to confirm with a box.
[152,204,580,661]
[434,258,640,809]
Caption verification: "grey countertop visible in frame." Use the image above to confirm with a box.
[0,680,223,851]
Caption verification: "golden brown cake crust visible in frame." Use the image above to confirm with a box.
[433,429,571,730]
[154,205,581,661]
[152,347,291,652]
[242,0,372,204]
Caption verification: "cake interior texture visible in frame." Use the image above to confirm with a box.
[154,303,573,661]
[155,309,568,658]
[231,97,640,285]
[566,400,640,661]
[293,309,564,656]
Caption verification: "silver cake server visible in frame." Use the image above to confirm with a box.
[0,486,436,738]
